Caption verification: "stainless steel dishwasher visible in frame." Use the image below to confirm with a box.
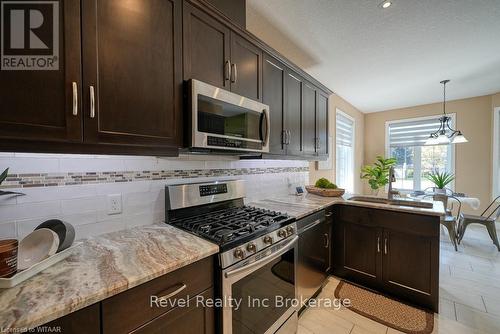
[297,210,330,311]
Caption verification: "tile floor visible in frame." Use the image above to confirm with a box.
[298,224,500,334]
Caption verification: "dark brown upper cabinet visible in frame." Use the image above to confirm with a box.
[302,82,317,156]
[230,32,262,101]
[316,92,329,156]
[82,0,182,148]
[284,71,303,156]
[0,0,82,143]
[262,54,286,155]
[183,1,231,90]
[183,2,262,101]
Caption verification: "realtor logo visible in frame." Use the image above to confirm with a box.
[1,1,59,70]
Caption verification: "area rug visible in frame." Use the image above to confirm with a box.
[334,280,434,334]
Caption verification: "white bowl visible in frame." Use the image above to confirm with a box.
[18,228,60,270]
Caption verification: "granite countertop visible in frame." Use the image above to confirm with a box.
[0,224,218,331]
[249,193,445,219]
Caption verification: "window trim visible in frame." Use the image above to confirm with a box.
[335,108,355,192]
[493,107,500,199]
[385,114,456,192]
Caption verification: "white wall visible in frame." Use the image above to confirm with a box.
[0,153,308,240]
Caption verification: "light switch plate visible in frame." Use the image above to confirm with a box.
[107,194,122,215]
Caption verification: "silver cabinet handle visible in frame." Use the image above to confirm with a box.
[157,283,187,301]
[224,60,231,81]
[324,233,329,248]
[384,238,388,255]
[89,86,95,118]
[287,130,291,144]
[231,63,237,83]
[282,130,287,145]
[325,212,333,217]
[72,82,78,116]
[377,237,381,253]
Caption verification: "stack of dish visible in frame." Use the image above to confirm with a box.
[0,220,77,287]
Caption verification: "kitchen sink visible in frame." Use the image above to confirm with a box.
[348,196,434,209]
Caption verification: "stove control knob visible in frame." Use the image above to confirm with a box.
[278,229,287,238]
[233,248,244,259]
[246,243,257,253]
[286,226,294,235]
[263,235,273,244]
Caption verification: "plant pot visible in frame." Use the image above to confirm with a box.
[370,188,380,197]
[434,188,447,195]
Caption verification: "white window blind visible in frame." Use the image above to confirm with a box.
[336,111,354,192]
[386,115,455,191]
[388,118,443,147]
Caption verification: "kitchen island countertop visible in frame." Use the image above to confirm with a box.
[249,193,446,219]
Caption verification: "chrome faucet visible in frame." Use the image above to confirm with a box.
[388,166,399,200]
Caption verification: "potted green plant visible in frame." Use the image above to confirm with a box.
[426,171,454,194]
[0,168,24,197]
[360,156,397,196]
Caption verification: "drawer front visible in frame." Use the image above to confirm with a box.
[131,288,215,334]
[337,205,373,225]
[102,256,214,334]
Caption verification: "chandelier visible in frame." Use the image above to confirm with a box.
[424,80,468,145]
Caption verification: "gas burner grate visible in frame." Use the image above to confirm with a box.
[169,206,292,245]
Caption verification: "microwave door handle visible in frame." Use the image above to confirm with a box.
[224,236,298,279]
[259,110,269,144]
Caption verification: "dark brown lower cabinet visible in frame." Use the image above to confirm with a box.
[36,303,100,334]
[332,205,440,312]
[131,288,214,334]
[37,257,214,334]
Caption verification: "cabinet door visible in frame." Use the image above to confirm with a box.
[230,32,262,101]
[0,0,82,142]
[324,210,333,273]
[316,92,329,156]
[183,2,231,89]
[382,229,438,310]
[301,83,316,156]
[38,303,100,334]
[82,0,182,148]
[284,71,302,156]
[338,221,382,286]
[131,289,215,334]
[262,54,286,155]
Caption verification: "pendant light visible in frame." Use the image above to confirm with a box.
[424,80,468,145]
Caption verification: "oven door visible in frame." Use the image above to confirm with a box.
[190,79,270,153]
[222,236,298,334]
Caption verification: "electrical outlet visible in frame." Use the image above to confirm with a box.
[107,194,122,215]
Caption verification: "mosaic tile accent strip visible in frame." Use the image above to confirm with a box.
[0,167,309,189]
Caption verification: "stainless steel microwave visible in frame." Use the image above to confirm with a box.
[188,79,270,153]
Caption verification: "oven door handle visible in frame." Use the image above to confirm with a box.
[224,236,298,279]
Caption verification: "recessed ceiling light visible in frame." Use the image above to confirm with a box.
[380,1,392,9]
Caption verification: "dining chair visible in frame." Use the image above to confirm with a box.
[457,196,500,251]
[425,194,462,251]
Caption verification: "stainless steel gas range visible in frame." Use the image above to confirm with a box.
[165,180,298,334]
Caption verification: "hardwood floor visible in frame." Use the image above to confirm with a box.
[299,224,500,334]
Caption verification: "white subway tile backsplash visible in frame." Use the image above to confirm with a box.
[0,201,61,222]
[61,196,107,215]
[59,156,125,173]
[0,221,17,239]
[0,157,60,174]
[0,153,309,240]
[17,184,97,204]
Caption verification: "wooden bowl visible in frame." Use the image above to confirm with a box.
[305,186,345,197]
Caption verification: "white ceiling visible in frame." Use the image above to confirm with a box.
[246,0,500,113]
